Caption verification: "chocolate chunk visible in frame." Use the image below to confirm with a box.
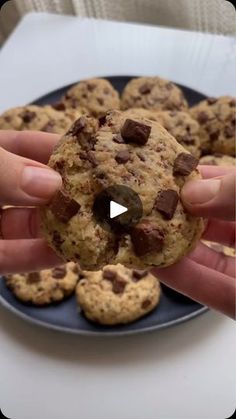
[132,269,148,281]
[27,272,40,284]
[229,99,236,107]
[50,190,80,223]
[42,121,55,133]
[52,102,66,111]
[173,152,198,176]
[113,133,124,144]
[115,150,130,164]
[209,130,220,142]
[121,119,151,145]
[87,83,96,92]
[155,189,179,220]
[224,126,234,138]
[131,221,164,257]
[139,84,151,94]
[197,111,209,124]
[103,269,116,280]
[97,97,104,106]
[207,97,217,105]
[112,276,127,294]
[20,110,36,123]
[142,299,151,309]
[79,151,98,167]
[98,115,107,126]
[52,266,67,279]
[68,117,86,137]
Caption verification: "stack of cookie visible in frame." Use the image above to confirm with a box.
[2,76,235,326]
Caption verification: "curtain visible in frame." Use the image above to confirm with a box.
[0,0,235,45]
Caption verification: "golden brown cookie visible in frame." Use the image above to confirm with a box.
[121,77,188,111]
[190,96,236,156]
[6,262,79,305]
[0,105,86,134]
[61,78,120,117]
[76,264,161,325]
[41,111,204,270]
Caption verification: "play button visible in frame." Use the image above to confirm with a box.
[110,201,127,219]
[93,185,143,233]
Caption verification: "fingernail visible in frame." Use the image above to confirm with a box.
[21,167,62,201]
[181,179,221,205]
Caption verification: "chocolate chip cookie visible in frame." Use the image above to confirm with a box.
[61,78,120,117]
[190,96,236,156]
[121,77,188,111]
[41,111,203,270]
[6,262,79,305]
[0,105,87,134]
[124,108,200,157]
[76,264,161,325]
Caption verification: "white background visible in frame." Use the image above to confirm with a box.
[0,13,235,419]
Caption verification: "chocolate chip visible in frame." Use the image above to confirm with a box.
[224,126,234,138]
[50,190,80,223]
[42,121,55,133]
[99,115,107,126]
[142,299,151,309]
[103,270,116,280]
[20,110,36,123]
[97,97,104,106]
[79,151,98,167]
[132,269,148,281]
[197,111,209,124]
[115,150,130,164]
[113,133,124,144]
[52,266,66,279]
[121,119,151,145]
[131,221,164,257]
[173,152,198,176]
[177,134,195,145]
[112,276,127,294]
[136,152,145,162]
[87,83,96,92]
[27,272,40,284]
[207,97,217,105]
[52,102,66,111]
[209,130,220,142]
[154,189,179,220]
[139,84,151,94]
[229,99,236,107]
[68,117,86,137]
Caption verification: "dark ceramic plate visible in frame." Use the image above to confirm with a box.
[0,76,208,335]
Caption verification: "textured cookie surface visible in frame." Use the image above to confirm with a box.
[41,111,204,270]
[190,96,236,156]
[124,108,200,157]
[121,77,188,111]
[0,105,86,134]
[6,262,79,305]
[76,264,161,325]
[62,78,120,117]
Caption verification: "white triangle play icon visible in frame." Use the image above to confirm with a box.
[110,201,128,219]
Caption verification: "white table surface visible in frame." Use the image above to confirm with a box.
[0,13,235,419]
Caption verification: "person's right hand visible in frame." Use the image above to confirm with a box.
[152,165,236,320]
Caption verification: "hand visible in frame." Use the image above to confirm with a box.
[0,130,63,275]
[152,165,236,320]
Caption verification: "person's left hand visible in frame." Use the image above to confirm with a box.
[0,130,63,275]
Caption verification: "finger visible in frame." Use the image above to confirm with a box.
[188,242,235,277]
[0,146,62,206]
[0,238,63,275]
[199,165,236,179]
[0,207,41,239]
[152,258,235,319]
[181,172,236,220]
[0,130,59,164]
[203,218,235,247]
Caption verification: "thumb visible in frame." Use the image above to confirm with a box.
[181,172,236,221]
[0,146,62,206]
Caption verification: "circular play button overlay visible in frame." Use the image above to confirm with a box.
[92,185,143,233]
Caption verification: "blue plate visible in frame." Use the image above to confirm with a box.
[0,76,208,335]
